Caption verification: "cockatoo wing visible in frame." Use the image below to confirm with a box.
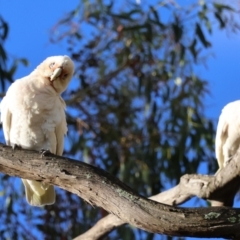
[213,100,240,207]
[0,95,12,146]
[215,100,240,170]
[215,113,229,169]
[55,98,67,156]
[0,83,56,206]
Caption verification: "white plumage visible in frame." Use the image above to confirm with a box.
[0,55,74,206]
[215,100,240,170]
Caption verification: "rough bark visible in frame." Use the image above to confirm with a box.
[75,161,240,240]
[0,143,240,239]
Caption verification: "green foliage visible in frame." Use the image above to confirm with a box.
[0,16,11,88]
[0,1,239,239]
[0,15,28,90]
[49,1,237,238]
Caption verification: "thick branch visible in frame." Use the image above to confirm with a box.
[77,150,240,240]
[0,143,240,239]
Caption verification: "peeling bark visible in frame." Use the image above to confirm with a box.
[75,162,240,240]
[0,143,240,239]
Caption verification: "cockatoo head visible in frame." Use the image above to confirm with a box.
[37,55,74,94]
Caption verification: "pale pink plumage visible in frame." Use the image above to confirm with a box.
[215,100,240,170]
[0,55,74,206]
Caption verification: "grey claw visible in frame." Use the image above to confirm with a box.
[39,149,51,158]
[12,144,22,150]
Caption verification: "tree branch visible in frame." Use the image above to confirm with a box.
[0,143,240,239]
[75,158,240,240]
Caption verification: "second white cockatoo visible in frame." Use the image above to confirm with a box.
[215,100,240,170]
[0,55,74,206]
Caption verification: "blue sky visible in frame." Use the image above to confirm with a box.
[1,0,239,122]
[0,1,79,76]
[0,1,239,239]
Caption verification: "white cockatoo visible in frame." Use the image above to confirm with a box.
[0,55,74,206]
[215,100,240,170]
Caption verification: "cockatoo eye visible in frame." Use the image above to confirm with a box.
[63,74,68,79]
[49,62,55,69]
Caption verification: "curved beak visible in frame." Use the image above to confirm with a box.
[50,67,62,81]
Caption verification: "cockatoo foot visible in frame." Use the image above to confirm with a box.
[39,149,51,158]
[224,156,233,167]
[12,144,22,150]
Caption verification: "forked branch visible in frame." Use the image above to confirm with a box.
[0,143,240,239]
